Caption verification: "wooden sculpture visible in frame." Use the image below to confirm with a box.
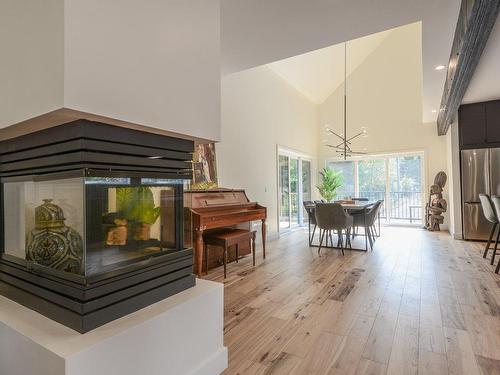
[424,171,447,231]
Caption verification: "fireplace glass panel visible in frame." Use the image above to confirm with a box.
[2,174,191,279]
[85,177,188,276]
[3,177,86,274]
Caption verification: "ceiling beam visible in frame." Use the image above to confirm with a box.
[437,0,500,135]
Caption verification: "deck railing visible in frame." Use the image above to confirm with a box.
[357,191,422,221]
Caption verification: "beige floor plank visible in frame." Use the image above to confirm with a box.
[441,303,467,330]
[386,314,419,375]
[420,300,443,327]
[362,304,399,364]
[292,332,344,375]
[444,326,481,375]
[419,323,446,354]
[418,350,448,375]
[262,352,302,375]
[251,302,322,365]
[463,312,500,360]
[354,358,387,375]
[327,314,376,375]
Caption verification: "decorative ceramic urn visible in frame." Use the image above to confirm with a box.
[26,199,83,274]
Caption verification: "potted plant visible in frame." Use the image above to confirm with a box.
[316,167,343,202]
[117,187,161,241]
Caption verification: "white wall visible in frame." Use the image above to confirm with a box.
[0,0,64,128]
[217,66,318,236]
[64,0,221,141]
[318,22,449,225]
[445,118,462,239]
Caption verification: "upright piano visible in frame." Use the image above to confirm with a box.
[184,189,267,276]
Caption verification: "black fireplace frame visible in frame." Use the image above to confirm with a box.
[0,120,196,333]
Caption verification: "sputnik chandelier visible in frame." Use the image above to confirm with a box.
[324,42,369,160]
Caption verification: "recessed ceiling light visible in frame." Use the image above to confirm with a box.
[435,65,446,71]
[431,109,437,113]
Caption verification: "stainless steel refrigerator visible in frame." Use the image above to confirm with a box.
[461,148,500,240]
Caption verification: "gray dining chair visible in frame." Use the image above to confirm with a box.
[351,200,383,251]
[479,194,499,265]
[315,203,353,256]
[490,196,500,273]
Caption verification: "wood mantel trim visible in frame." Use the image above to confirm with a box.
[0,108,214,144]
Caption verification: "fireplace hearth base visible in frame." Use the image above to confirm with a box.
[0,250,194,333]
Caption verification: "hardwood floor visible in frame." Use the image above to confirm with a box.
[203,227,500,375]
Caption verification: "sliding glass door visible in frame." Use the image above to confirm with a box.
[388,155,423,223]
[328,152,424,224]
[279,155,292,230]
[278,150,313,231]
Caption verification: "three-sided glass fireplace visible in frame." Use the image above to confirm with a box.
[0,120,195,333]
[3,173,190,281]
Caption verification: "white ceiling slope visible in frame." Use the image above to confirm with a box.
[463,12,500,104]
[268,28,392,104]
[221,0,460,124]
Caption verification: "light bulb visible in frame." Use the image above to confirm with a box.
[360,126,369,138]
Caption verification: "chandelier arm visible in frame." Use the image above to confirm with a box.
[327,129,346,141]
[326,144,345,150]
[346,131,365,142]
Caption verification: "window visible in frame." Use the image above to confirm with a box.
[327,161,355,199]
[327,152,424,224]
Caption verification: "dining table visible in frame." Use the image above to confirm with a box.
[304,201,379,252]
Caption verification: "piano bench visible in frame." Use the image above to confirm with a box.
[203,229,257,278]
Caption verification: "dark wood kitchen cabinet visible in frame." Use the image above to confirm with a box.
[459,99,500,149]
[459,102,486,148]
[486,101,500,144]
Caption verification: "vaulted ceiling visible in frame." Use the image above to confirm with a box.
[267,28,392,104]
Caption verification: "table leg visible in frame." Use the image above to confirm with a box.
[364,209,368,251]
[261,219,267,259]
[308,215,311,245]
[378,211,381,237]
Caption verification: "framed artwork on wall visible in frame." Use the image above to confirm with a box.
[192,143,218,189]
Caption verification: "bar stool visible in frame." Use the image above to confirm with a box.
[491,196,500,273]
[479,194,499,265]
